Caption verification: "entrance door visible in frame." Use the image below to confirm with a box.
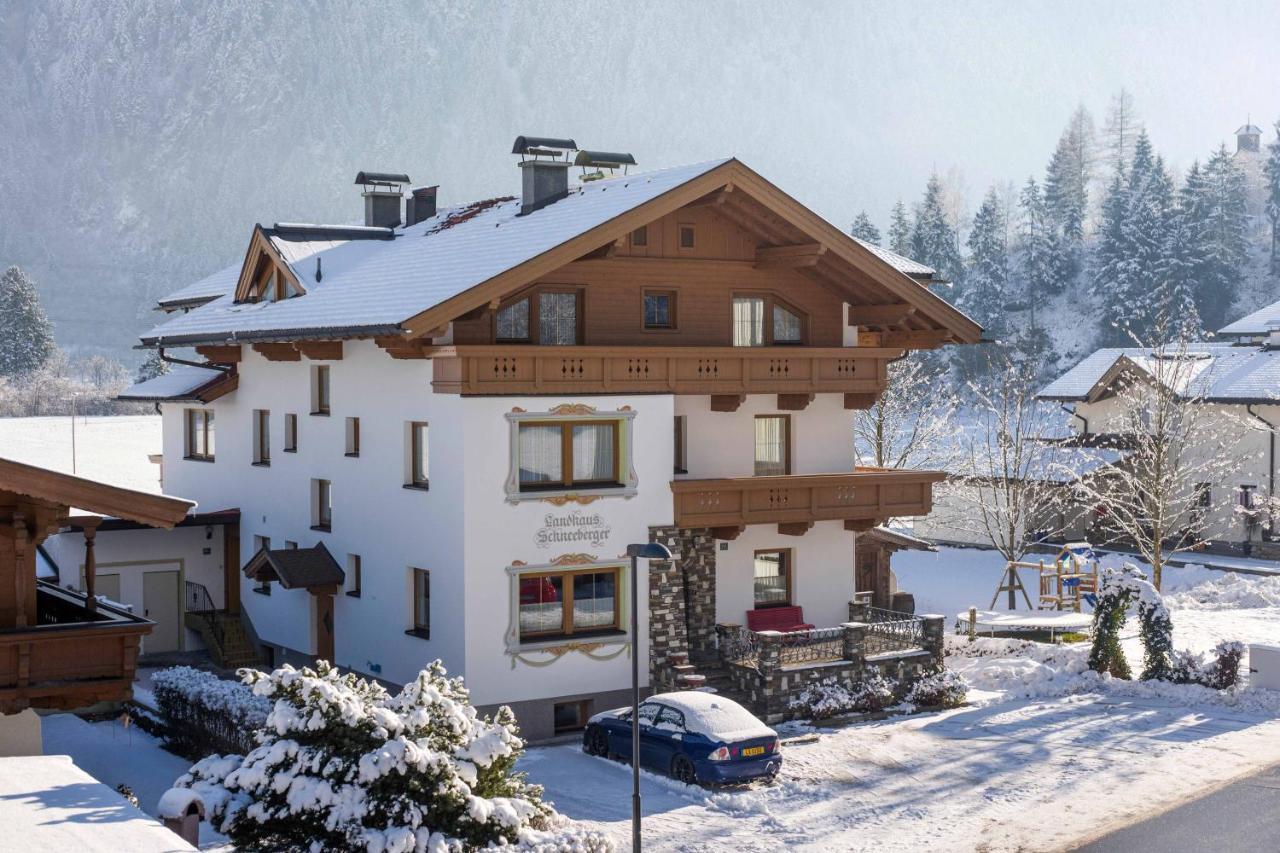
[143,570,181,653]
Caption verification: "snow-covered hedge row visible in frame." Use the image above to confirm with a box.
[1171,641,1245,690]
[789,667,968,719]
[152,666,270,757]
[170,660,612,852]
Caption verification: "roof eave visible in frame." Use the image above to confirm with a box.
[141,322,405,348]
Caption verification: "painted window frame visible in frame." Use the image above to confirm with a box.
[184,408,215,461]
[503,406,639,503]
[753,414,792,476]
[504,558,629,652]
[641,288,679,332]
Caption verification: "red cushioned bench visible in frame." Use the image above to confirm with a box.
[746,606,815,634]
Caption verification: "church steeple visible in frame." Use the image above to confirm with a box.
[1236,120,1262,153]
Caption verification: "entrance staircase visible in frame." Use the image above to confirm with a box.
[184,581,263,670]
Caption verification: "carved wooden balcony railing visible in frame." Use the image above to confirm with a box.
[670,469,943,536]
[0,582,152,713]
[428,345,899,403]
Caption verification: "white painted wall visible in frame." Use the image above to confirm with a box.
[43,525,226,652]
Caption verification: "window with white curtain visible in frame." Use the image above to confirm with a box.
[754,415,790,476]
[733,296,765,347]
[517,421,618,491]
[773,304,802,343]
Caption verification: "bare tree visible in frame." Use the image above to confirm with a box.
[853,352,959,471]
[1068,330,1253,589]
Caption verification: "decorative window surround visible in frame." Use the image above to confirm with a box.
[503,404,638,504]
[503,553,631,660]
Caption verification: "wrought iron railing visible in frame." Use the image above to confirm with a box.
[863,606,925,655]
[184,580,225,650]
[719,625,761,669]
[776,626,844,667]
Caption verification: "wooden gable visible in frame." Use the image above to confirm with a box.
[233,226,307,304]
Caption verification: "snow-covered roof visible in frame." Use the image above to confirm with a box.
[649,690,775,742]
[1237,124,1263,135]
[155,262,239,310]
[852,238,937,279]
[1038,342,1280,404]
[143,159,732,346]
[954,446,1129,483]
[0,755,197,851]
[1218,298,1280,337]
[118,365,228,401]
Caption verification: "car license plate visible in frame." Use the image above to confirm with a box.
[742,746,765,757]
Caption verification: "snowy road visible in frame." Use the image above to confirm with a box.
[523,695,1280,852]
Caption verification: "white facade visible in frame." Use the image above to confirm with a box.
[154,341,866,719]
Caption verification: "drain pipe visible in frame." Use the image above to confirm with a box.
[1246,404,1277,540]
[159,347,232,373]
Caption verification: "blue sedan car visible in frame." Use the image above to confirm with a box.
[582,691,781,785]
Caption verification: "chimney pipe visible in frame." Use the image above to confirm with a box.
[511,136,577,216]
[406,185,438,226]
[353,171,410,228]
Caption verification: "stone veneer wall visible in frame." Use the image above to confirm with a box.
[647,526,718,683]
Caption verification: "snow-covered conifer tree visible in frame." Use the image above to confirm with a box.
[888,200,912,257]
[136,349,170,382]
[910,174,962,283]
[850,211,882,245]
[1043,105,1095,284]
[1266,119,1280,276]
[170,661,609,852]
[0,266,56,378]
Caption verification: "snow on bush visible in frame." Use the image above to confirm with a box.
[152,666,270,757]
[169,660,611,853]
[789,672,897,719]
[1088,564,1174,681]
[904,669,968,709]
[1171,641,1246,690]
[1165,573,1280,611]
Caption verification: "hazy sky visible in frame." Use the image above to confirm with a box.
[465,0,1279,232]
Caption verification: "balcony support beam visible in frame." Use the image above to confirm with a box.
[844,393,878,410]
[778,522,813,536]
[194,345,242,364]
[710,526,744,541]
[710,394,745,413]
[251,343,301,362]
[844,519,877,533]
[777,393,814,411]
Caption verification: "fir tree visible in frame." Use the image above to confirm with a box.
[888,200,912,257]
[1186,146,1249,331]
[1103,88,1140,177]
[1044,105,1095,285]
[850,211,882,245]
[909,174,962,282]
[136,349,170,383]
[963,188,1008,335]
[1017,177,1056,320]
[1266,119,1280,276]
[0,266,56,378]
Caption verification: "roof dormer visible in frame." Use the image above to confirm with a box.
[233,226,306,304]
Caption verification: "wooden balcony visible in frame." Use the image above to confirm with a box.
[0,582,152,713]
[670,468,943,536]
[428,345,899,405]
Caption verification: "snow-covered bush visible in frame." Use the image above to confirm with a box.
[1171,641,1245,690]
[789,671,897,719]
[904,669,968,709]
[1088,564,1173,681]
[152,666,270,757]
[170,660,610,852]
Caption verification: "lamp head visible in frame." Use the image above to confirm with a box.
[626,542,673,560]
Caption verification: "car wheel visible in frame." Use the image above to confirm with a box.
[584,726,609,757]
[671,755,697,786]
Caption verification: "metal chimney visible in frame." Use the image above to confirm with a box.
[511,136,577,215]
[406,185,438,227]
[353,171,410,228]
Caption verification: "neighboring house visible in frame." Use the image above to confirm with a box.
[0,457,191,752]
[119,140,981,737]
[1036,320,1280,555]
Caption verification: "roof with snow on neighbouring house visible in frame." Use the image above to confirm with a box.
[1218,297,1280,337]
[0,754,197,851]
[1037,342,1280,404]
[118,364,229,401]
[951,445,1130,484]
[155,261,240,310]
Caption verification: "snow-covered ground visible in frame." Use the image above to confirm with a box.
[0,414,162,493]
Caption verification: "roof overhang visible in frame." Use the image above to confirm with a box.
[0,457,194,528]
[243,542,344,590]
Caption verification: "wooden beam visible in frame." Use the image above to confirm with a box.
[754,243,827,270]
[251,343,301,362]
[844,519,878,533]
[777,393,814,411]
[376,337,431,359]
[198,372,239,404]
[778,522,813,537]
[194,345,242,364]
[710,394,745,412]
[294,341,343,361]
[844,393,878,410]
[686,185,735,208]
[710,525,744,541]
[848,303,916,327]
[880,329,953,349]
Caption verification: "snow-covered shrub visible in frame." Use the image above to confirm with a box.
[789,672,896,719]
[1171,641,1245,690]
[1088,564,1174,681]
[116,783,140,808]
[152,666,270,758]
[904,669,968,709]
[171,660,610,852]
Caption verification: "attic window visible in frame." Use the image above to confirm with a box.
[678,224,696,249]
[631,226,648,248]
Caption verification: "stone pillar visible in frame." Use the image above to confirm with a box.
[714,622,741,667]
[848,599,870,624]
[841,622,867,671]
[756,631,783,721]
[757,631,781,678]
[921,614,945,666]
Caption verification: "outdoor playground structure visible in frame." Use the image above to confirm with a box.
[956,543,1101,639]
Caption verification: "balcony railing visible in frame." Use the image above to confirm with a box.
[429,345,899,397]
[0,582,153,712]
[671,468,943,530]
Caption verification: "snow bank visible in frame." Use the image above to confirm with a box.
[1165,572,1280,610]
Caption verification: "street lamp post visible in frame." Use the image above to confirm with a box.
[625,541,672,853]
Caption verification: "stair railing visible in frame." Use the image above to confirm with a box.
[184,580,226,650]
